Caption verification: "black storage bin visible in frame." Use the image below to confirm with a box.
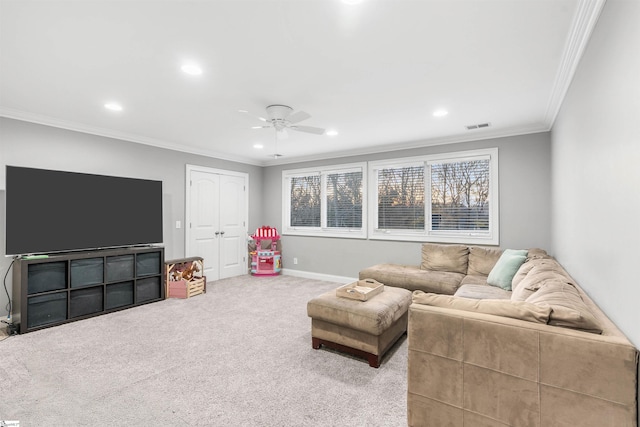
[106,255,134,282]
[70,286,103,318]
[27,292,67,328]
[136,252,160,277]
[136,277,161,303]
[27,262,67,294]
[106,281,134,309]
[71,258,104,288]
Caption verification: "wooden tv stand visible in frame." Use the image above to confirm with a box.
[12,246,165,334]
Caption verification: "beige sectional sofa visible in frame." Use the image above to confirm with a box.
[359,243,639,426]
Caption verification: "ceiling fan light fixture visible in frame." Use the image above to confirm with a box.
[326,130,339,137]
[433,109,449,118]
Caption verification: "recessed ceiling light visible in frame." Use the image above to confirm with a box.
[433,109,448,118]
[104,103,123,112]
[326,130,339,137]
[253,144,264,149]
[181,63,202,75]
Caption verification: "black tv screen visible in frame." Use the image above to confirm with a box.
[5,166,163,256]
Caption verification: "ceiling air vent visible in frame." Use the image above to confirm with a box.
[466,122,491,130]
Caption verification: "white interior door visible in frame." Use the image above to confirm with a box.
[219,174,246,279]
[186,166,247,281]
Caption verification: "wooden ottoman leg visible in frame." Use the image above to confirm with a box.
[368,354,380,368]
[311,336,380,368]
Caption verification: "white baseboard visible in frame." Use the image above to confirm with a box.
[281,268,356,284]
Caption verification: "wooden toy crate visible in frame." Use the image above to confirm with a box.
[168,276,206,299]
[165,257,206,299]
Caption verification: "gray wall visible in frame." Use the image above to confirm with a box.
[0,117,263,318]
[551,0,640,347]
[262,132,551,279]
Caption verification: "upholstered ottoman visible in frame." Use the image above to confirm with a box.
[307,286,412,368]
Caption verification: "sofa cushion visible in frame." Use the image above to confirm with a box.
[526,247,550,261]
[487,249,528,290]
[359,263,463,295]
[467,246,503,276]
[511,259,576,301]
[454,284,512,300]
[459,274,489,286]
[525,281,602,333]
[412,291,551,324]
[421,243,469,274]
[509,249,552,291]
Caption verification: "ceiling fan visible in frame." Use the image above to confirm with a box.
[240,104,326,136]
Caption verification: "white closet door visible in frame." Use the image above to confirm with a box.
[188,170,221,279]
[219,174,246,279]
[186,167,248,281]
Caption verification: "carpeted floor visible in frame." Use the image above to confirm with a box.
[0,275,408,426]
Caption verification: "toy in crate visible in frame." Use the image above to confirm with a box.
[165,257,206,299]
[250,226,281,276]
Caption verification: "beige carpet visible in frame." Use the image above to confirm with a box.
[0,275,408,426]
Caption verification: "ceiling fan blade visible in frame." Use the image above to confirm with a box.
[250,125,271,130]
[291,125,325,135]
[287,111,311,124]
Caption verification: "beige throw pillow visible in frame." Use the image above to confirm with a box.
[412,291,552,324]
[421,243,469,274]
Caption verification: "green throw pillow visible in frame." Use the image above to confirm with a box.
[487,249,528,291]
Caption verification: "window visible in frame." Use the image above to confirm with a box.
[369,148,498,244]
[377,164,425,230]
[290,175,321,227]
[283,163,366,238]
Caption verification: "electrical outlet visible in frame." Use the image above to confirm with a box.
[293,257,298,265]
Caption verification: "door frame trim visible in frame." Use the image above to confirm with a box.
[184,164,249,268]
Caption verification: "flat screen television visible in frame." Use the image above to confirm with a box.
[5,166,163,256]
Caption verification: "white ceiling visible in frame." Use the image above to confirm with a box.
[0,0,604,166]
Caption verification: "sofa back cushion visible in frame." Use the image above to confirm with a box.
[511,259,575,301]
[412,291,552,324]
[421,243,469,274]
[511,249,552,291]
[526,281,602,333]
[467,246,503,276]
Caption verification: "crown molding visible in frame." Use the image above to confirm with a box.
[0,107,264,167]
[543,0,606,127]
[3,106,548,168]
[262,122,549,167]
